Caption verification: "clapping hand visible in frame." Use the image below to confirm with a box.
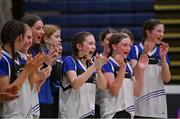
[25,53,45,74]
[36,65,52,84]
[160,42,169,58]
[138,54,149,70]
[93,53,108,70]
[0,85,19,102]
[115,54,126,68]
[44,46,59,65]
[143,40,155,55]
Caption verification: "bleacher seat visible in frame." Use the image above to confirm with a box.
[42,13,155,27]
[25,0,154,13]
[25,0,155,56]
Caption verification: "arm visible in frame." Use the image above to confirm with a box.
[161,56,171,83]
[66,54,108,89]
[95,54,108,90]
[66,64,96,89]
[106,55,126,96]
[160,42,171,83]
[96,69,107,90]
[10,53,45,90]
[0,67,32,92]
[133,54,148,96]
[105,64,125,96]
[35,65,52,92]
[0,85,19,103]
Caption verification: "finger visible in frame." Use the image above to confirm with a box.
[6,85,19,93]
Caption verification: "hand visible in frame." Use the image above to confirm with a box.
[25,53,45,73]
[93,53,108,70]
[115,54,125,68]
[0,85,19,103]
[143,40,155,55]
[6,84,19,94]
[53,43,63,56]
[160,42,169,58]
[44,47,59,65]
[0,92,19,103]
[138,54,149,70]
[36,65,52,84]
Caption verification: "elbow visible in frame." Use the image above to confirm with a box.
[70,80,81,89]
[164,77,171,83]
[71,84,80,90]
[163,74,171,83]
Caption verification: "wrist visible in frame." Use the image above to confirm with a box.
[96,68,101,72]
[160,56,166,61]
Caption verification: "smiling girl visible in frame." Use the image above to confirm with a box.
[98,33,148,118]
[0,20,44,118]
[128,19,171,118]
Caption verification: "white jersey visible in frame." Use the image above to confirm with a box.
[135,65,167,118]
[31,85,40,118]
[59,56,96,118]
[0,80,33,118]
[99,57,135,118]
[0,51,33,118]
[129,43,169,118]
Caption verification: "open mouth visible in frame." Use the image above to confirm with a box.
[123,51,128,55]
[38,36,41,39]
[89,51,94,55]
[157,37,162,43]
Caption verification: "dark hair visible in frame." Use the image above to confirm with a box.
[1,20,26,83]
[120,28,134,43]
[99,27,117,42]
[108,33,129,57]
[72,31,93,57]
[21,14,42,27]
[143,19,163,39]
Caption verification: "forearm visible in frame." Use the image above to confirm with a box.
[161,57,171,83]
[9,68,29,89]
[96,70,107,90]
[134,74,143,97]
[133,63,145,96]
[109,68,125,96]
[71,65,96,89]
[28,72,36,89]
[35,74,47,92]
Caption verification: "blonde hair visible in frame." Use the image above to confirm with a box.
[43,24,60,38]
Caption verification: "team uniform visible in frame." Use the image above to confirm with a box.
[99,56,135,118]
[128,42,170,118]
[59,56,96,118]
[29,45,55,118]
[31,84,40,118]
[0,50,33,118]
[17,51,40,118]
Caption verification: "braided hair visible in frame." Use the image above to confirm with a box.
[1,20,26,83]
